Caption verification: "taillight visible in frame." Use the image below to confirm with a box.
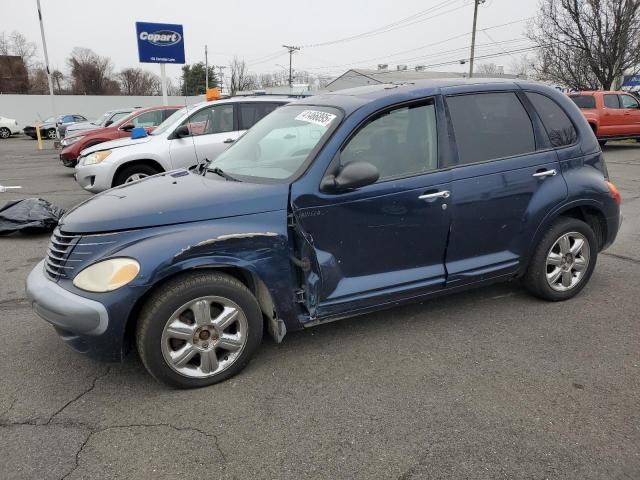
[606,181,621,205]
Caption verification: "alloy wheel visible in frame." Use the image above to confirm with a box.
[47,129,57,139]
[545,231,590,292]
[125,173,149,183]
[160,296,248,378]
[0,128,10,139]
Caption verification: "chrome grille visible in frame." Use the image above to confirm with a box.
[45,229,82,279]
[45,229,119,280]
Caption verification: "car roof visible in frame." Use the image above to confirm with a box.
[294,78,559,115]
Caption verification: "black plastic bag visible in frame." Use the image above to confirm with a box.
[0,198,65,235]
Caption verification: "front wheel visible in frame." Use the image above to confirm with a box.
[113,164,160,187]
[523,217,598,301]
[136,272,263,388]
[46,128,57,139]
[0,127,10,139]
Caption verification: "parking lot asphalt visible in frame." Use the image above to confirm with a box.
[0,136,638,480]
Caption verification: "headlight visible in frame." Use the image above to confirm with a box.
[73,258,140,292]
[62,135,84,146]
[82,150,112,166]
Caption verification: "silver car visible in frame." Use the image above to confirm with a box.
[74,96,291,193]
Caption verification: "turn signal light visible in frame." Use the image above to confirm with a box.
[606,181,621,205]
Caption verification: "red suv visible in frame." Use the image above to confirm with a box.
[569,91,640,145]
[59,106,180,167]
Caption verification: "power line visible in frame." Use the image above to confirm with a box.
[300,0,467,48]
[293,17,533,72]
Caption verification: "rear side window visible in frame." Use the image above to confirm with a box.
[239,103,281,130]
[604,94,620,108]
[527,92,577,147]
[569,95,596,109]
[446,92,535,164]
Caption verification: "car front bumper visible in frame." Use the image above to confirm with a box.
[74,162,115,193]
[25,260,125,361]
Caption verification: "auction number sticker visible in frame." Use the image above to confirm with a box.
[295,110,337,127]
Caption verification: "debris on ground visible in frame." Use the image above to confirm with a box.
[0,197,65,235]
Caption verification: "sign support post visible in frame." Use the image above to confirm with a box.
[159,63,168,105]
[36,0,58,140]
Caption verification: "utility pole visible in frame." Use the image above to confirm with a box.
[468,0,486,79]
[205,45,209,90]
[282,45,300,89]
[36,0,58,139]
[214,65,226,94]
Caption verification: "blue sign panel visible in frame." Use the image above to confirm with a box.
[622,75,640,87]
[136,22,185,64]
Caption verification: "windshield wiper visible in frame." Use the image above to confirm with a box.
[207,166,240,182]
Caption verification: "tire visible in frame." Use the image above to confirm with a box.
[46,128,57,139]
[523,217,598,301]
[598,140,607,147]
[113,163,160,187]
[136,272,263,388]
[0,127,10,139]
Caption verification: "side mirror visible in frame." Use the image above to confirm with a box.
[173,124,191,139]
[105,120,113,127]
[121,123,135,132]
[321,161,379,192]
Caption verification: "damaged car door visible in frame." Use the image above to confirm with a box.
[291,99,451,319]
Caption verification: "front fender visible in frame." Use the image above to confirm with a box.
[111,210,302,333]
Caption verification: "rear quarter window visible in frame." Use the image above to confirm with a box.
[527,92,577,147]
[446,92,536,165]
[569,95,596,109]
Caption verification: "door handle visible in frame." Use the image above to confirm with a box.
[532,169,557,178]
[419,190,450,200]
[223,138,235,144]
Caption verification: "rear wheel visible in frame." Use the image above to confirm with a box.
[113,163,160,187]
[0,127,10,139]
[136,272,263,388]
[523,217,598,301]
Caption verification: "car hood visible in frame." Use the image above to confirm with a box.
[59,170,289,233]
[80,135,154,155]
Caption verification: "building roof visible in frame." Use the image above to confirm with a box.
[325,68,522,91]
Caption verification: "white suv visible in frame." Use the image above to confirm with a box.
[74,96,290,193]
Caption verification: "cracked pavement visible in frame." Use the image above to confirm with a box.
[0,137,639,479]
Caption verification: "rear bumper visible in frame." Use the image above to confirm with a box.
[602,212,622,251]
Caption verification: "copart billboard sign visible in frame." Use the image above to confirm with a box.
[136,22,185,64]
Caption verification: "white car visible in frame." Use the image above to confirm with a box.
[0,116,20,139]
[74,96,291,193]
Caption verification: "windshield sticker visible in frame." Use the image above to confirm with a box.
[295,110,337,127]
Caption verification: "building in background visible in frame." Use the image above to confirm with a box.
[0,56,29,94]
[325,66,522,92]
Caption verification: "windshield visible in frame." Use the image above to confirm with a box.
[211,105,342,182]
[94,112,111,126]
[151,106,189,136]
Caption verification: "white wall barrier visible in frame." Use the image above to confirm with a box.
[0,94,203,129]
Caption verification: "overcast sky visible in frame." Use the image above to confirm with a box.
[3,0,540,82]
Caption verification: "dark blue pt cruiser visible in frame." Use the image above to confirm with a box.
[27,79,621,388]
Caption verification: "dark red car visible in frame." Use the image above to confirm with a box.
[59,106,180,167]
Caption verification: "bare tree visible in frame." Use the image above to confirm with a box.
[528,0,640,90]
[227,56,258,95]
[67,47,120,94]
[476,63,501,75]
[0,31,38,68]
[509,54,535,78]
[119,67,161,95]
